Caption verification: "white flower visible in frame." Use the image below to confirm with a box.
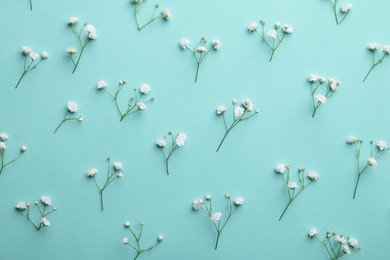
[161,9,171,20]
[341,3,352,13]
[0,133,8,141]
[212,40,221,50]
[0,142,6,151]
[232,98,237,105]
[117,173,124,178]
[242,99,253,111]
[22,46,31,56]
[140,84,151,94]
[275,164,287,174]
[342,245,351,254]
[318,77,326,83]
[275,22,281,29]
[216,105,227,115]
[118,80,127,85]
[308,172,320,181]
[283,24,293,34]
[30,52,40,61]
[308,74,318,82]
[234,106,244,117]
[67,101,78,113]
[97,80,108,90]
[20,146,27,152]
[84,24,96,33]
[124,221,130,227]
[348,238,359,249]
[192,199,204,210]
[67,47,77,55]
[78,116,84,122]
[234,197,244,206]
[329,79,340,91]
[205,194,212,200]
[368,43,381,51]
[122,237,129,244]
[210,212,222,222]
[157,235,164,242]
[16,202,27,211]
[347,136,357,144]
[41,217,50,226]
[179,39,190,49]
[308,228,318,238]
[196,46,207,53]
[87,168,97,177]
[156,139,167,148]
[377,141,388,151]
[248,22,258,32]
[88,32,97,40]
[175,133,187,147]
[336,235,347,244]
[382,45,390,54]
[41,52,49,59]
[137,102,146,111]
[315,94,327,104]
[367,157,377,167]
[287,182,298,190]
[41,196,52,206]
[267,29,277,39]
[67,17,79,25]
[114,162,123,171]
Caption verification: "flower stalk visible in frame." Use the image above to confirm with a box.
[156,131,187,175]
[362,44,389,83]
[54,102,83,133]
[329,0,352,25]
[16,197,56,231]
[0,135,26,177]
[130,0,171,31]
[15,47,48,89]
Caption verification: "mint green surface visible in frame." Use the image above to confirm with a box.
[1,0,390,259]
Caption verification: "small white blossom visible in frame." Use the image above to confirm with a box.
[192,199,204,210]
[161,9,171,20]
[336,235,347,245]
[175,133,187,147]
[119,80,127,85]
[318,77,326,83]
[267,29,278,39]
[157,235,164,242]
[41,217,50,226]
[212,40,221,50]
[0,142,6,151]
[308,75,318,82]
[234,197,244,206]
[179,39,190,49]
[84,24,96,33]
[348,238,359,249]
[88,32,97,40]
[97,80,108,90]
[41,196,52,206]
[248,22,258,32]
[156,139,167,148]
[382,45,390,54]
[341,3,352,13]
[210,212,222,222]
[342,245,351,254]
[117,173,124,178]
[367,157,377,167]
[137,102,146,111]
[347,136,357,144]
[122,237,129,244]
[0,133,8,141]
[67,47,77,55]
[308,228,318,238]
[41,52,49,59]
[287,182,298,190]
[315,94,327,104]
[283,24,293,34]
[196,46,207,53]
[67,101,78,113]
[78,116,84,122]
[234,106,244,117]
[124,222,130,228]
[16,202,27,211]
[205,194,212,200]
[232,99,237,105]
[20,146,27,152]
[30,52,40,61]
[275,164,287,174]
[87,168,97,177]
[368,43,381,51]
[308,172,320,181]
[377,141,388,151]
[22,46,31,56]
[114,162,123,171]
[242,99,253,111]
[216,105,227,115]
[140,84,151,94]
[67,17,79,25]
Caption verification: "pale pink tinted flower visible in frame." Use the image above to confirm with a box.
[287,182,298,190]
[97,80,108,90]
[192,199,204,210]
[275,164,287,174]
[210,212,222,222]
[114,162,123,171]
[87,168,97,177]
[234,197,244,206]
[179,39,190,49]
[234,106,244,117]
[175,133,187,147]
[315,94,327,104]
[67,102,78,113]
[248,22,258,32]
[41,196,52,206]
[308,228,318,238]
[156,139,167,148]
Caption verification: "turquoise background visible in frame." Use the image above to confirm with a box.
[1,0,390,259]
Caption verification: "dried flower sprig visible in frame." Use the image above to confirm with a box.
[178,37,221,82]
[216,99,259,152]
[97,80,154,122]
[16,196,57,231]
[130,0,171,31]
[0,133,26,176]
[15,47,48,89]
[327,1,352,25]
[308,75,341,118]
[66,17,97,73]
[308,229,360,259]
[275,164,319,221]
[156,131,187,175]
[347,137,388,199]
[362,44,389,83]
[192,194,243,250]
[122,220,163,260]
[248,20,293,62]
[54,102,83,133]
[86,158,124,211]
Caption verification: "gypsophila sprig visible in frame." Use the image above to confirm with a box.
[16,196,57,231]
[122,220,163,260]
[54,102,83,133]
[248,20,293,62]
[308,75,341,118]
[87,158,124,211]
[156,131,186,175]
[347,137,388,199]
[15,47,48,89]
[130,0,171,31]
[179,37,221,82]
[308,229,360,259]
[66,17,97,73]
[97,80,154,122]
[275,164,319,221]
[0,133,26,176]
[216,99,259,152]
[326,0,352,25]
[362,44,390,82]
[192,193,243,250]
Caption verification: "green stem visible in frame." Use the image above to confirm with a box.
[195,61,201,82]
[216,128,230,152]
[214,231,221,250]
[279,199,292,221]
[352,174,361,199]
[100,190,104,211]
[54,119,66,133]
[134,251,141,260]
[29,0,32,10]
[165,159,169,175]
[15,70,27,89]
[72,42,88,73]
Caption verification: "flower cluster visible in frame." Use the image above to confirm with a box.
[308,75,341,118]
[192,193,244,250]
[275,164,319,220]
[0,133,26,176]
[54,102,83,133]
[66,17,97,73]
[97,80,154,122]
[122,220,163,259]
[215,99,259,152]
[308,229,360,259]
[327,0,352,25]
[362,43,390,82]
[16,196,56,231]
[15,46,48,89]
[347,137,388,199]
[130,0,171,31]
[156,131,187,175]
[248,20,293,62]
[87,158,124,211]
[179,37,221,82]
